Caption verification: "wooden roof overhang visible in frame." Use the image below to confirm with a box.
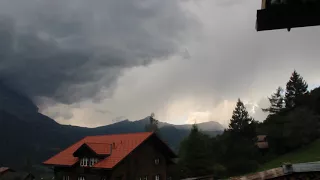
[256,0,320,31]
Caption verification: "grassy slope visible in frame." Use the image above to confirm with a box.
[258,139,320,171]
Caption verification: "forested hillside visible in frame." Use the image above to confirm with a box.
[176,70,320,179]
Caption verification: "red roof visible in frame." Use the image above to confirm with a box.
[43,132,154,169]
[85,142,112,155]
[0,167,11,174]
[257,141,269,149]
[257,135,267,142]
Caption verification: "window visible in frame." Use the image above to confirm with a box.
[78,176,85,180]
[154,158,160,165]
[155,175,160,180]
[62,176,69,180]
[81,158,98,167]
[89,158,95,167]
[84,158,89,166]
[80,158,89,167]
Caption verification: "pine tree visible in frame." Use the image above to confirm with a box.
[229,99,256,139]
[145,112,159,133]
[179,124,214,177]
[285,70,308,109]
[262,86,284,114]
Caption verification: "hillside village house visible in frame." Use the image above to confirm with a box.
[0,167,14,176]
[0,167,34,180]
[43,132,177,180]
[256,135,269,154]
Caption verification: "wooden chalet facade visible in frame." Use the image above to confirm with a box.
[43,132,177,180]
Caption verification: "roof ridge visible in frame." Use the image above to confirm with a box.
[85,142,112,144]
[45,136,88,160]
[84,131,153,138]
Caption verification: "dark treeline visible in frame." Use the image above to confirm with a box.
[173,70,320,179]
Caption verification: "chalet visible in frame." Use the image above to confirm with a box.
[43,132,177,180]
[256,0,320,31]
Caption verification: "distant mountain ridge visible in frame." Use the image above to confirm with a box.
[103,117,224,132]
[0,82,224,169]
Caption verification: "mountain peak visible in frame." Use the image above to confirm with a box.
[0,82,39,118]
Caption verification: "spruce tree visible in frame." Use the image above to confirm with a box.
[285,70,308,109]
[145,112,159,133]
[262,86,284,114]
[180,124,214,177]
[224,99,260,175]
[229,99,256,139]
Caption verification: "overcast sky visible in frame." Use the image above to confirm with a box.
[1,0,320,127]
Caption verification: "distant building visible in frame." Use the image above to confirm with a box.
[0,167,34,180]
[256,135,269,150]
[230,161,320,180]
[43,132,177,180]
[0,167,14,175]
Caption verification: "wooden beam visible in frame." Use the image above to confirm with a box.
[256,3,320,31]
[261,0,267,9]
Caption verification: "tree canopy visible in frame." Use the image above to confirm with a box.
[177,70,320,179]
[145,112,159,133]
[178,124,215,178]
[262,86,284,115]
[285,70,308,109]
[229,99,257,139]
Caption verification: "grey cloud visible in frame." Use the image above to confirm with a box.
[28,0,320,126]
[49,110,74,121]
[214,0,251,7]
[85,0,320,125]
[0,0,196,104]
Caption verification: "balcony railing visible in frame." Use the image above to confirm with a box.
[256,0,320,31]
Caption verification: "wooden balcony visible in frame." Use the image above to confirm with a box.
[256,0,320,31]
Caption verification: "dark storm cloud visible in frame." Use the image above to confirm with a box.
[0,0,195,104]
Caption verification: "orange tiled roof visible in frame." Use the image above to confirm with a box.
[43,132,153,169]
[85,142,112,155]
